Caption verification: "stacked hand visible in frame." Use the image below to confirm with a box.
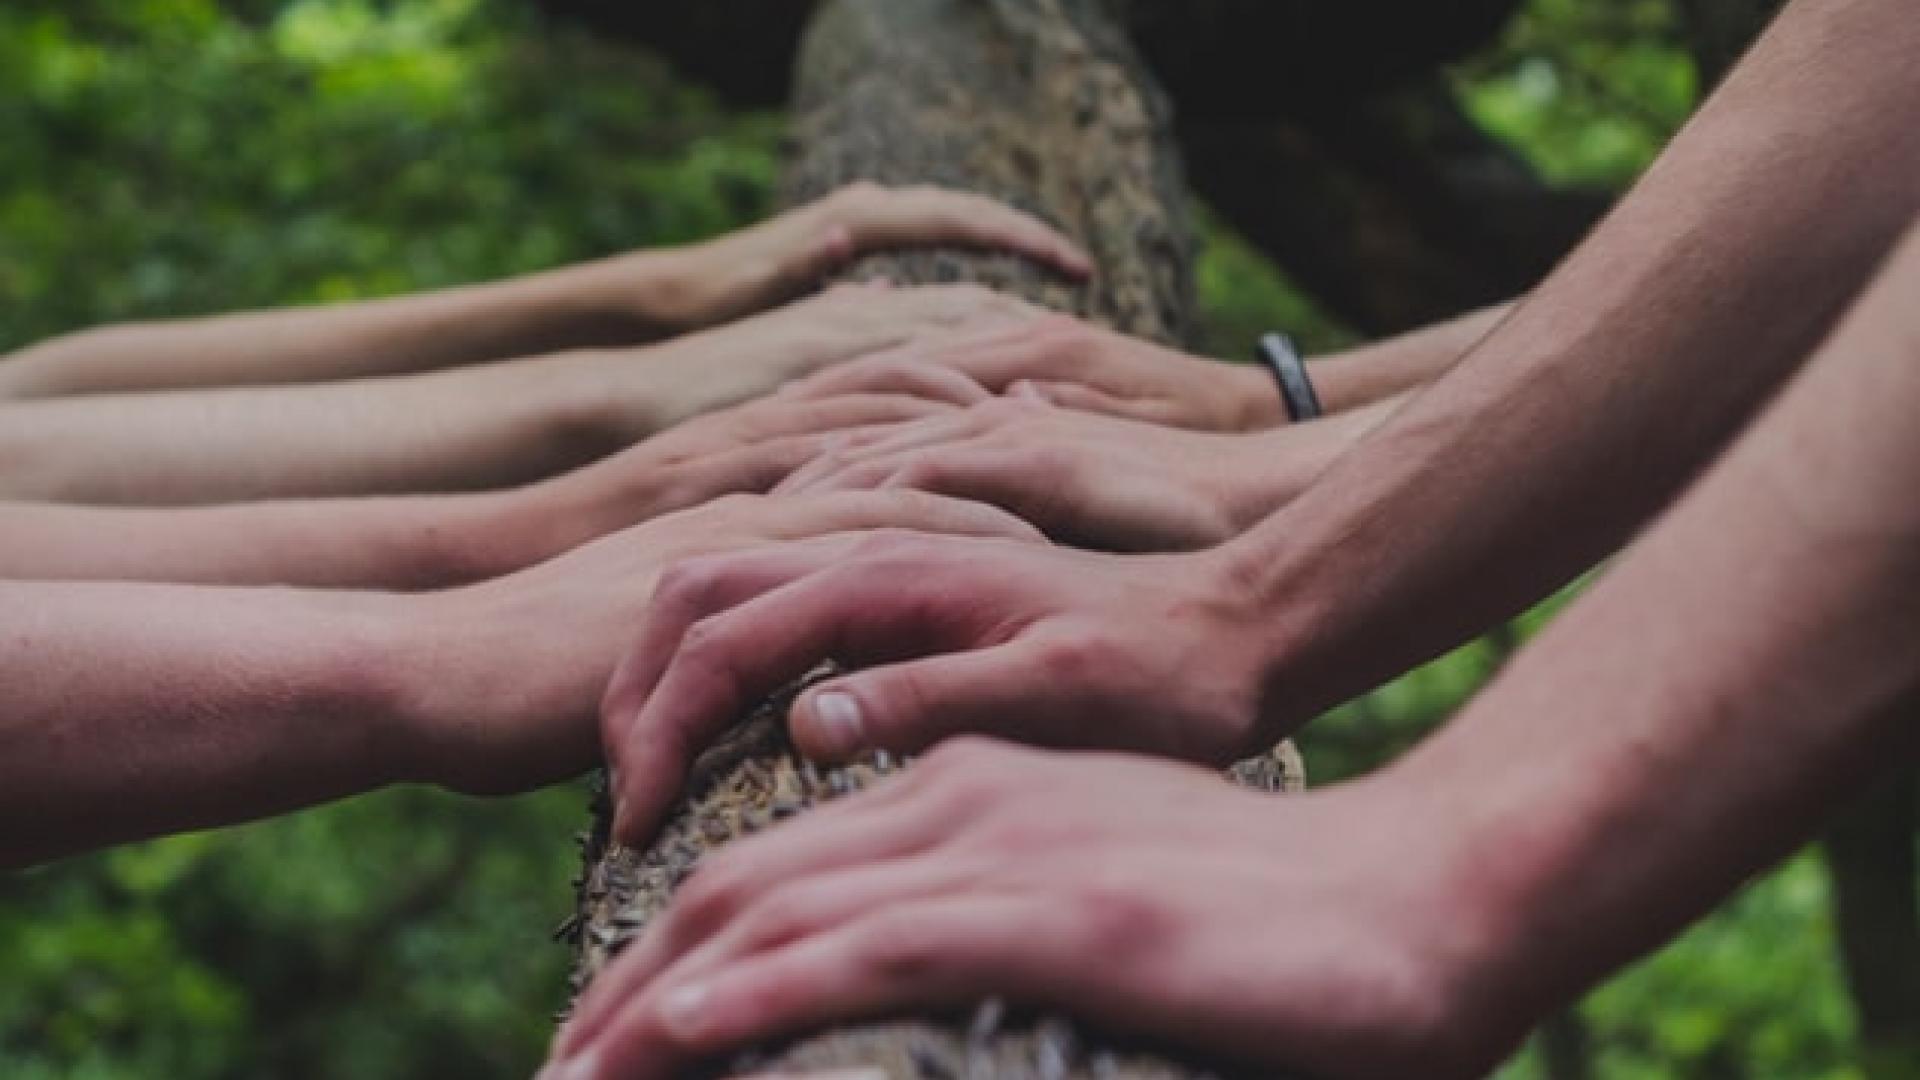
[645,182,1093,331]
[549,742,1523,1080]
[776,395,1355,551]
[596,531,1282,843]
[397,491,1045,798]
[782,313,1286,433]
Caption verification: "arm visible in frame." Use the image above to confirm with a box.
[551,221,1920,1080]
[785,300,1507,433]
[1231,0,1920,726]
[0,489,1040,869]
[0,283,1025,504]
[0,184,1088,400]
[588,0,1920,842]
[1308,301,1509,413]
[0,392,956,588]
[778,393,1402,551]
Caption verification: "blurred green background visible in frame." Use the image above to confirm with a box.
[0,1,1889,1077]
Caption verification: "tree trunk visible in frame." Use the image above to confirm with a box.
[561,1,1303,1076]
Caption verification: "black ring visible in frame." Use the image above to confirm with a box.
[1257,332,1322,422]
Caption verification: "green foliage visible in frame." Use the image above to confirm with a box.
[0,2,1877,1079]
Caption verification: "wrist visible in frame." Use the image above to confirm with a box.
[381,581,600,795]
[1383,713,1641,1045]
[1326,762,1550,1070]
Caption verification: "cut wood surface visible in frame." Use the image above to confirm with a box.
[563,2,1303,1075]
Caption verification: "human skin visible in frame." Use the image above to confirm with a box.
[593,0,1920,843]
[0,490,1041,870]
[0,282,1036,505]
[777,392,1402,551]
[786,298,1508,433]
[548,220,1920,1080]
[0,182,1090,400]
[0,391,970,588]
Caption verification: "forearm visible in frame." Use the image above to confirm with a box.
[0,347,648,504]
[1219,395,1404,530]
[1229,0,1920,722]
[1396,230,1920,1014]
[0,251,690,400]
[1310,302,1511,414]
[0,489,557,588]
[0,582,430,867]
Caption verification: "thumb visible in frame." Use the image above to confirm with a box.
[789,645,1052,762]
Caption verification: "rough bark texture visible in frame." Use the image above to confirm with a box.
[561,2,1304,1076]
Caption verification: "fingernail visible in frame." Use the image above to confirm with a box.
[807,692,865,756]
[660,982,709,1038]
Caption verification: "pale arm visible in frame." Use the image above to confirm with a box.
[0,183,1088,401]
[0,255,682,401]
[1230,0,1920,727]
[0,391,950,587]
[0,582,419,868]
[1308,301,1510,414]
[0,490,1039,869]
[0,284,1024,505]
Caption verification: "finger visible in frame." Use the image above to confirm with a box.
[785,357,993,408]
[770,412,975,493]
[848,187,1093,280]
[559,809,958,1058]
[631,855,989,1026]
[745,392,956,440]
[794,414,986,489]
[579,895,1081,1080]
[664,438,831,510]
[608,543,1016,844]
[605,557,914,844]
[599,542,855,837]
[779,457,895,496]
[789,644,1096,762]
[1008,378,1154,421]
[763,489,1044,546]
[876,448,1067,529]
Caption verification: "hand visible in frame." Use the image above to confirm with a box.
[525,389,974,560]
[549,742,1523,1080]
[778,396,1329,551]
[658,183,1093,329]
[621,282,1035,436]
[781,313,1285,433]
[599,531,1278,843]
[395,491,1044,798]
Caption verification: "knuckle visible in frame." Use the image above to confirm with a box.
[653,558,723,611]
[1032,627,1108,684]
[921,736,1011,783]
[972,397,1034,427]
[675,854,753,927]
[1072,878,1173,957]
[853,913,941,981]
[895,457,951,491]
[675,614,735,666]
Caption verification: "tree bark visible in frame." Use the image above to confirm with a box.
[561,2,1303,1076]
